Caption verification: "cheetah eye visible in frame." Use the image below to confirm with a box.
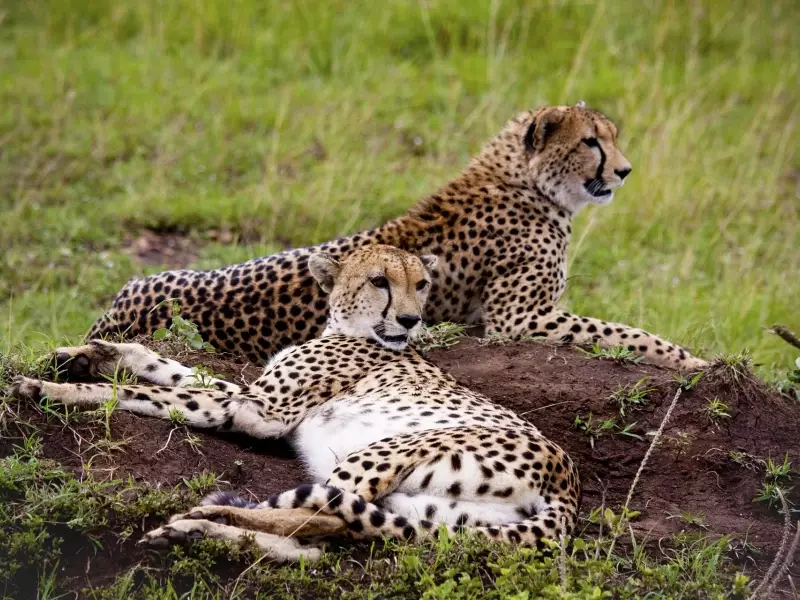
[582,137,600,148]
[370,276,389,289]
[416,280,429,291]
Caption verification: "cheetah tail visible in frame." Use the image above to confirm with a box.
[201,491,260,509]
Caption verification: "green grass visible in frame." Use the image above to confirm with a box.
[0,0,798,379]
[579,344,644,365]
[609,377,654,419]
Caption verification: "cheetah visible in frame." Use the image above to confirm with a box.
[87,103,708,372]
[13,245,580,562]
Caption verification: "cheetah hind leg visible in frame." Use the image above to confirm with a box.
[171,503,350,538]
[138,518,326,563]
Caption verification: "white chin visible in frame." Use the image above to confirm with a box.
[371,330,409,350]
[591,191,614,205]
[384,341,408,351]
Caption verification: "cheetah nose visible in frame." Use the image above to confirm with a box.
[396,315,421,330]
[615,167,632,180]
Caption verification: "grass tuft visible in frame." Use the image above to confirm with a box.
[416,322,467,352]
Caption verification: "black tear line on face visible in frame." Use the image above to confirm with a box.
[381,282,392,319]
[593,140,606,182]
[581,137,608,196]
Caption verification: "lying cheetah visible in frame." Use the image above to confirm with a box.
[13,245,580,561]
[88,103,707,371]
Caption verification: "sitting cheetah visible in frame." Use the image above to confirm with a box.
[13,245,580,562]
[88,103,707,372]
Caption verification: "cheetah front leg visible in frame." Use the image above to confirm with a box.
[52,339,242,392]
[481,273,708,371]
[11,364,332,439]
[10,376,292,437]
[10,376,243,425]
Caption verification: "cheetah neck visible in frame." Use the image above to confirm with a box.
[378,169,574,238]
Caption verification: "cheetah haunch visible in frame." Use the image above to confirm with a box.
[89,103,707,371]
[14,245,580,562]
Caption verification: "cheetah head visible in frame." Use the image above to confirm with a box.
[481,103,632,213]
[308,245,438,350]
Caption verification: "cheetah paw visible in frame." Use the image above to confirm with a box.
[52,339,117,380]
[679,357,711,373]
[10,376,44,402]
[138,519,211,549]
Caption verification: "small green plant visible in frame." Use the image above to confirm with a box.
[701,397,730,424]
[659,431,694,457]
[718,350,752,380]
[190,365,224,388]
[36,395,78,425]
[579,343,643,364]
[95,363,124,439]
[763,454,792,481]
[775,357,800,401]
[674,370,704,391]
[183,471,220,495]
[167,407,189,426]
[587,506,641,535]
[575,413,641,447]
[753,481,793,510]
[609,377,654,418]
[728,450,762,471]
[153,301,215,352]
[667,510,708,529]
[477,332,546,346]
[574,413,598,449]
[183,433,204,454]
[753,454,794,512]
[616,422,643,440]
[415,322,467,352]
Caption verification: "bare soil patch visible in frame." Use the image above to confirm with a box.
[121,229,202,268]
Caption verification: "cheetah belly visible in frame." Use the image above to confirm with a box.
[291,395,476,482]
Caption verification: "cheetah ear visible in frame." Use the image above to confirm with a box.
[575,100,586,108]
[308,253,341,293]
[524,107,564,153]
[419,254,438,271]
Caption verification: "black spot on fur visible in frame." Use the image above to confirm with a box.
[327,487,343,509]
[293,484,314,507]
[351,498,367,514]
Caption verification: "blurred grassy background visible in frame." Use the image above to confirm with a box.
[0,0,798,375]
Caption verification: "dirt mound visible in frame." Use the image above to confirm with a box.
[428,340,799,554]
[3,338,798,594]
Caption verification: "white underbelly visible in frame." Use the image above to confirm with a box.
[291,397,467,481]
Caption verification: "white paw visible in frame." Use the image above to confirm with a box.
[138,519,212,549]
[10,376,44,402]
[680,357,710,373]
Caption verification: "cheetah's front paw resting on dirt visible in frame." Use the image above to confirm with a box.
[139,519,325,562]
